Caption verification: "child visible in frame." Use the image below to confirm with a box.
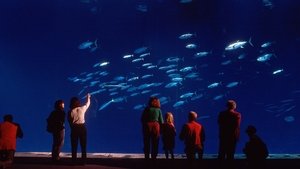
[161,112,176,159]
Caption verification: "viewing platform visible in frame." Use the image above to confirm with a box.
[10,152,300,169]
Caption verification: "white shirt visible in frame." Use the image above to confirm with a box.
[70,98,90,124]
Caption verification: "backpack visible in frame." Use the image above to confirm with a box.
[46,117,55,133]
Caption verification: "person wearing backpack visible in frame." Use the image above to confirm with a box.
[47,100,65,162]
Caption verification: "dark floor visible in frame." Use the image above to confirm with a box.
[8,157,300,169]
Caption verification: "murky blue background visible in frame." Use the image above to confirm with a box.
[0,0,299,154]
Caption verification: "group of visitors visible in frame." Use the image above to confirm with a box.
[0,94,268,168]
[46,93,91,165]
[141,97,268,167]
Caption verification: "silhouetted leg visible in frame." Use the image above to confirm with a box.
[79,125,87,164]
[151,122,160,159]
[218,140,226,160]
[52,129,65,161]
[71,127,78,162]
[197,148,203,160]
[186,148,195,169]
[51,133,56,161]
[170,150,174,159]
[164,150,169,159]
[143,132,150,159]
[151,136,159,159]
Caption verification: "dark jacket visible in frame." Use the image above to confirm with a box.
[47,110,65,133]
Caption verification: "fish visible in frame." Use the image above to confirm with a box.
[133,104,145,110]
[139,53,150,58]
[213,94,224,100]
[194,51,211,58]
[272,69,284,75]
[136,4,148,12]
[191,94,203,101]
[123,54,134,59]
[172,77,184,82]
[173,100,185,108]
[127,76,139,82]
[225,38,253,51]
[132,58,144,63]
[178,33,195,40]
[186,43,197,49]
[263,0,274,9]
[147,65,157,69]
[99,100,113,110]
[134,46,148,54]
[165,82,180,88]
[142,63,152,67]
[207,82,221,89]
[158,64,178,70]
[261,41,274,48]
[141,90,152,94]
[166,57,184,62]
[180,92,195,99]
[99,61,110,67]
[257,53,274,62]
[185,72,200,79]
[168,73,181,78]
[78,39,98,52]
[110,92,119,96]
[166,69,178,74]
[180,66,195,72]
[221,60,232,65]
[141,74,154,79]
[103,84,127,88]
[226,81,239,88]
[284,116,295,122]
[112,96,127,103]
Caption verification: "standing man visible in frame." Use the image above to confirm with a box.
[47,99,65,162]
[0,114,23,169]
[141,97,163,160]
[179,111,205,161]
[218,100,241,161]
[68,93,91,165]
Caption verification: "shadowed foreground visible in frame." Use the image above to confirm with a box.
[11,156,300,169]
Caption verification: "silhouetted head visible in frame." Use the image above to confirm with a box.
[54,100,64,111]
[70,97,81,109]
[246,125,257,135]
[148,97,161,108]
[165,112,174,124]
[188,111,197,122]
[3,114,13,122]
[226,100,237,110]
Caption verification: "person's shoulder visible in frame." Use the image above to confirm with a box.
[195,121,202,127]
[233,111,241,116]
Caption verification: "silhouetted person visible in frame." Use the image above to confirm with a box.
[218,100,241,168]
[179,111,205,161]
[47,100,65,162]
[161,112,176,159]
[0,114,23,169]
[68,93,91,165]
[243,125,269,168]
[141,97,163,159]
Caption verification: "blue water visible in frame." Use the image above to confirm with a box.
[0,0,299,154]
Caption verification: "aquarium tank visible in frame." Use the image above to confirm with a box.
[0,0,299,154]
